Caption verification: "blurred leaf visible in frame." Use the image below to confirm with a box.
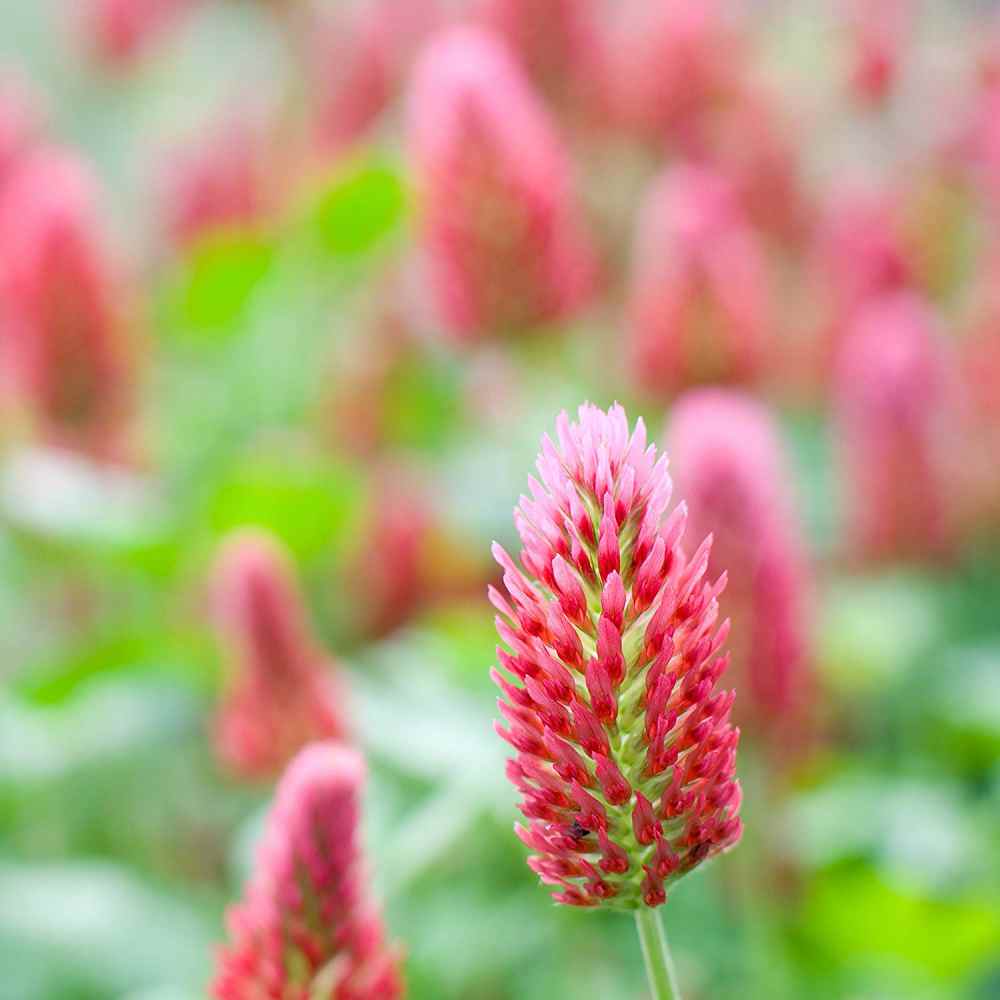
[172,231,276,335]
[0,861,214,997]
[206,449,366,564]
[803,864,1000,980]
[310,158,407,256]
[382,356,462,452]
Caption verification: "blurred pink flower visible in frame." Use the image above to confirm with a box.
[0,74,41,191]
[493,403,741,908]
[159,110,272,250]
[213,743,402,1000]
[349,464,436,639]
[408,26,597,341]
[666,390,814,746]
[627,164,773,396]
[310,0,440,157]
[834,292,954,562]
[476,0,613,128]
[211,531,350,780]
[0,148,137,462]
[613,0,745,145]
[810,185,914,386]
[684,80,810,247]
[842,0,912,106]
[956,250,1000,534]
[80,0,195,70]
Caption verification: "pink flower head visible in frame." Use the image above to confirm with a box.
[476,0,613,127]
[80,0,195,70]
[0,148,136,462]
[0,74,41,191]
[311,0,439,157]
[211,530,350,780]
[349,464,436,639]
[159,110,272,250]
[492,403,741,908]
[627,164,773,396]
[408,26,596,341]
[814,185,911,320]
[834,292,953,562]
[213,743,402,1000]
[614,0,745,145]
[841,0,912,106]
[666,390,813,743]
[685,80,809,247]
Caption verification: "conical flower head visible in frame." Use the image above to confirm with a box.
[0,148,136,462]
[667,390,814,745]
[159,108,272,250]
[213,743,402,1000]
[492,403,741,909]
[627,164,773,396]
[834,292,953,561]
[477,0,613,127]
[407,26,596,341]
[211,530,350,779]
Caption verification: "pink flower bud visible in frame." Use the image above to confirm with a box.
[834,292,954,562]
[80,0,195,71]
[614,0,745,145]
[0,148,137,462]
[407,27,596,341]
[159,110,272,250]
[476,0,613,127]
[666,390,814,743]
[310,0,440,157]
[212,743,402,1000]
[493,403,741,909]
[841,0,912,106]
[211,531,350,779]
[627,164,773,396]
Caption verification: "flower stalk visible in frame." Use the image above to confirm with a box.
[635,907,682,1000]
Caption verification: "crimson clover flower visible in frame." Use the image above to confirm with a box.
[492,403,742,909]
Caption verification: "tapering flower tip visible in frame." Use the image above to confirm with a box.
[477,0,613,127]
[613,0,745,144]
[407,26,597,341]
[493,403,741,909]
[213,743,403,1000]
[841,0,912,106]
[834,292,953,562]
[211,530,350,779]
[0,148,136,462]
[666,390,813,738]
[627,163,773,397]
[159,110,272,250]
[310,0,439,157]
[80,0,194,70]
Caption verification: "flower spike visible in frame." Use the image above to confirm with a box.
[212,743,402,1000]
[493,404,742,909]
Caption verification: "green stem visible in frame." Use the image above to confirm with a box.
[634,908,682,1000]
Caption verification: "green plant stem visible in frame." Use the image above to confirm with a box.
[634,908,682,1000]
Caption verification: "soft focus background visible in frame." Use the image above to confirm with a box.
[1,1,999,998]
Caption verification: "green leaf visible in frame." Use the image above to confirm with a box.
[803,864,1000,979]
[311,159,407,256]
[171,231,276,336]
[206,449,366,564]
